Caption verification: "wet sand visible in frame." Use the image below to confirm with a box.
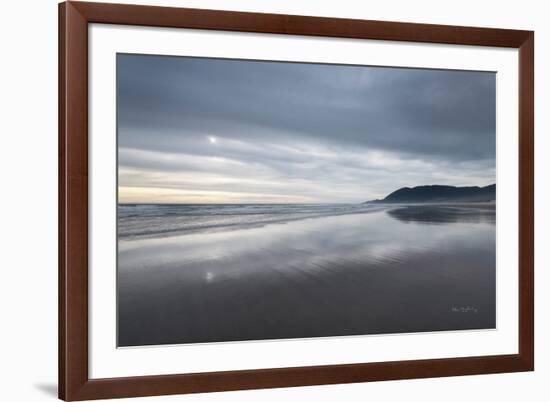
[118,204,496,346]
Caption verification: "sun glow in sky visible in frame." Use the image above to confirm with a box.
[117,54,496,204]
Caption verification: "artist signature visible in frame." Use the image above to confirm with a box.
[451,306,478,314]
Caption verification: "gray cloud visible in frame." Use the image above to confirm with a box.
[117,54,496,203]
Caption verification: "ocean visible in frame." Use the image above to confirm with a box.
[117,203,391,239]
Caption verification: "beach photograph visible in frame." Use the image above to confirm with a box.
[117,54,496,347]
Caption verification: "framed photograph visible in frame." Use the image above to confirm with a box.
[59,1,534,400]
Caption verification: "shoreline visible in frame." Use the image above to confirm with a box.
[118,202,496,241]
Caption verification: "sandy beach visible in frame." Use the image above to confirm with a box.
[118,204,496,347]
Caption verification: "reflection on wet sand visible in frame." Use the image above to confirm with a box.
[118,205,496,347]
[386,204,496,224]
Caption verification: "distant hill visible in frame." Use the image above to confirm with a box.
[366,184,496,204]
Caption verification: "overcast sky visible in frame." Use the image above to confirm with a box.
[117,54,496,204]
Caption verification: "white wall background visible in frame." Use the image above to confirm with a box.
[0,0,547,400]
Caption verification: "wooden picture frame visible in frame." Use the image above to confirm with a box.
[59,1,534,400]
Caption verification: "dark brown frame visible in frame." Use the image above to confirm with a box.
[59,1,534,400]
